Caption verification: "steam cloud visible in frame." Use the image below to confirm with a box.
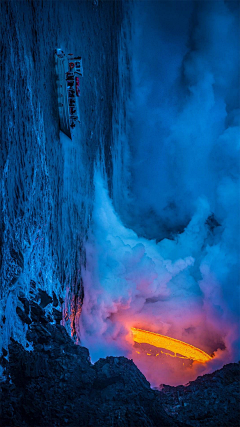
[79,1,240,386]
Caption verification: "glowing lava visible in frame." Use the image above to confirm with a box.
[131,328,212,363]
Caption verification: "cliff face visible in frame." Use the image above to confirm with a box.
[0,0,127,351]
[0,298,239,427]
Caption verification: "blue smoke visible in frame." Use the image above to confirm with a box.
[128,0,239,240]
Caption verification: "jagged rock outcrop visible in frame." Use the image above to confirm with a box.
[0,300,239,426]
[159,362,240,426]
[0,303,181,427]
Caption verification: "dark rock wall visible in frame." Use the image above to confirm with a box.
[0,306,181,427]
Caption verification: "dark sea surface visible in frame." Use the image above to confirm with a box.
[0,0,131,348]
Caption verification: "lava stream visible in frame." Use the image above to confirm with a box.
[131,327,212,363]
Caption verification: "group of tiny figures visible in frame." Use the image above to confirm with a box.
[66,72,78,129]
[55,50,81,130]
[58,72,79,129]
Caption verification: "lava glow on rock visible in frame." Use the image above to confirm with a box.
[131,328,212,363]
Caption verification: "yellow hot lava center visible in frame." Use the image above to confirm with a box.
[131,327,212,363]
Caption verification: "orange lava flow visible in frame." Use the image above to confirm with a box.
[131,328,212,363]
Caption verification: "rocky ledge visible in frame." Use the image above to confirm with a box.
[159,361,240,427]
[0,316,181,426]
[0,300,239,426]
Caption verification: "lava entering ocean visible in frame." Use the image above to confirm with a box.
[131,328,212,363]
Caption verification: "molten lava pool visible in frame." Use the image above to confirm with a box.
[131,328,212,363]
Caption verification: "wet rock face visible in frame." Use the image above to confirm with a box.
[0,304,180,427]
[159,362,240,427]
[0,0,128,349]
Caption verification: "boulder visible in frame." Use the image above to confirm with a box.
[37,290,53,308]
[30,302,48,324]
[16,306,32,325]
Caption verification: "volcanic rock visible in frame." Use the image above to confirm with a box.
[52,307,62,324]
[1,303,239,426]
[37,289,53,308]
[52,291,59,307]
[0,308,181,427]
[18,296,30,314]
[30,301,48,324]
[16,306,32,325]
[159,362,240,426]
[2,348,7,357]
[10,246,24,269]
